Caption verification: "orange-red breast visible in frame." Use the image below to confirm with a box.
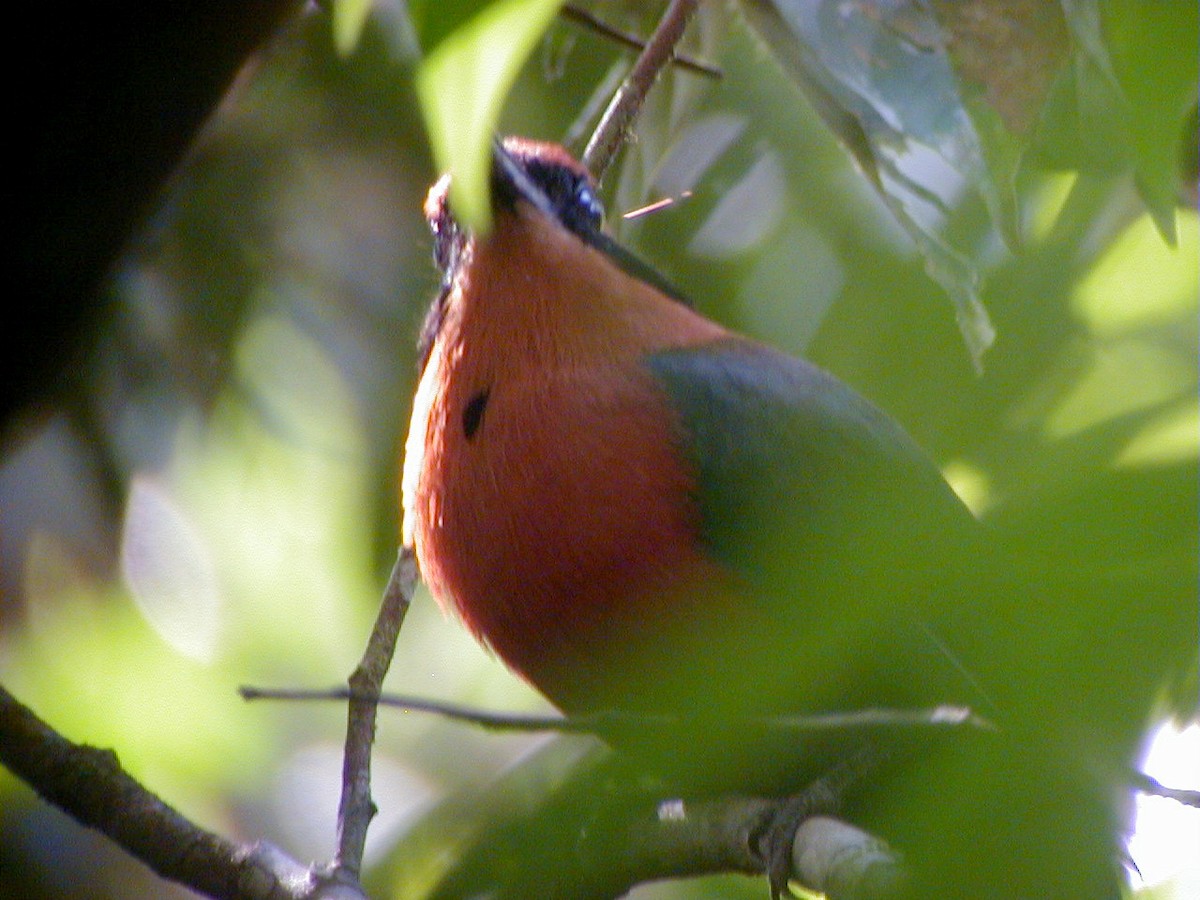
[401,137,1122,898]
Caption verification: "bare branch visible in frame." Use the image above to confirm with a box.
[0,684,313,900]
[1132,770,1200,809]
[582,0,704,180]
[331,547,418,880]
[243,685,989,745]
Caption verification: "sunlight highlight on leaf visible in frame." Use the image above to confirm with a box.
[1073,211,1198,336]
[1043,339,1194,441]
[1115,401,1199,468]
[941,458,993,516]
[332,0,375,56]
[416,0,564,233]
[121,476,222,663]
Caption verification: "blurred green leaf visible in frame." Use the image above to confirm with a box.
[332,0,374,55]
[374,736,604,899]
[409,0,497,51]
[415,0,564,232]
[1099,0,1199,243]
[5,572,272,804]
[1033,0,1130,173]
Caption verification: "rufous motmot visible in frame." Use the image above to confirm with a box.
[401,138,1123,898]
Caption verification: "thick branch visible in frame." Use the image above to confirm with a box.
[424,749,907,900]
[0,684,313,900]
[586,796,905,899]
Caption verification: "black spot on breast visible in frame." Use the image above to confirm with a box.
[463,389,489,439]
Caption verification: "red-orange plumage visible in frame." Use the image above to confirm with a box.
[403,158,730,710]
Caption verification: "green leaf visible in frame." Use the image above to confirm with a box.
[1099,0,1199,244]
[409,0,496,52]
[930,0,1071,249]
[1035,0,1131,172]
[739,0,1005,367]
[737,0,1197,366]
[415,0,564,233]
[332,0,375,56]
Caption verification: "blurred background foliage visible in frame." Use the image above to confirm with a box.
[0,1,1196,898]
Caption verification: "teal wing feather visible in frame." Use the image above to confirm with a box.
[644,337,985,711]
[645,337,976,569]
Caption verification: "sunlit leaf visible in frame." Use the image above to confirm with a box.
[1073,210,1199,336]
[332,0,375,56]
[1115,401,1200,469]
[415,0,564,232]
[1043,337,1194,440]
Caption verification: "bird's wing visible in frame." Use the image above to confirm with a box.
[644,337,987,711]
[645,338,976,569]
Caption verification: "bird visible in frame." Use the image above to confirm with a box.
[400,137,1125,898]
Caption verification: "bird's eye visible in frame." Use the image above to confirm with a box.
[547,172,604,237]
[504,145,605,238]
[573,179,603,230]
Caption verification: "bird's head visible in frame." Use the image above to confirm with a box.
[422,138,687,312]
[423,138,604,286]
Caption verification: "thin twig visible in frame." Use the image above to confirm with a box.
[243,685,584,732]
[331,547,418,881]
[242,685,991,742]
[561,3,721,80]
[582,0,705,180]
